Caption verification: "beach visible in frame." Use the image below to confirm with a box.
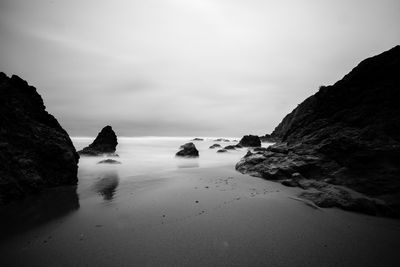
[1,138,399,266]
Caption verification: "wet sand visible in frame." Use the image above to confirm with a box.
[1,138,400,266]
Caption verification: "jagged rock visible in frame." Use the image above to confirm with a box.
[78,126,118,156]
[192,138,204,141]
[236,46,400,217]
[217,149,228,153]
[253,147,268,152]
[176,142,199,157]
[97,159,121,164]
[209,144,221,149]
[234,144,243,148]
[224,145,236,150]
[0,73,79,204]
[239,135,261,147]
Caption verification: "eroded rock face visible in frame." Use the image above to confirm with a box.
[176,142,199,157]
[238,135,261,147]
[78,126,118,156]
[236,46,400,217]
[0,73,79,204]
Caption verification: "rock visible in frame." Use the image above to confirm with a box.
[235,46,400,217]
[223,139,230,142]
[213,138,223,142]
[0,73,79,204]
[281,179,299,187]
[209,144,222,149]
[224,145,236,150]
[192,138,204,141]
[234,144,243,148]
[97,159,121,164]
[253,147,268,152]
[239,135,261,147]
[259,134,279,142]
[217,149,228,153]
[78,126,118,156]
[176,142,199,157]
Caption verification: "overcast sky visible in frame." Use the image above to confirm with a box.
[1,0,399,137]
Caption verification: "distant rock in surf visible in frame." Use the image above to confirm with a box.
[78,126,118,156]
[0,73,79,204]
[238,135,261,147]
[224,145,236,150]
[192,138,204,141]
[217,149,228,153]
[176,142,199,157]
[209,144,221,149]
[97,159,121,164]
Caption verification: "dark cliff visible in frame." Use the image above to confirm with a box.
[0,73,79,204]
[237,46,400,216]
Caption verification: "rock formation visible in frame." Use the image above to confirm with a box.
[224,145,236,150]
[192,138,204,141]
[236,46,400,217]
[238,135,261,147]
[217,149,228,153]
[78,126,118,156]
[97,159,121,164]
[176,142,199,157]
[0,73,79,204]
[209,144,222,149]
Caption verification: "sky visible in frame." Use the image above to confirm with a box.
[1,0,399,137]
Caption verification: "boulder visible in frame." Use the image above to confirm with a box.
[217,149,228,153]
[78,126,118,156]
[192,138,204,141]
[209,144,221,149]
[238,135,261,147]
[224,145,236,150]
[176,142,199,157]
[0,73,79,204]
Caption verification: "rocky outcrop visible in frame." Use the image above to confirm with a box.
[176,142,199,157]
[209,144,221,149]
[217,149,228,153]
[224,145,236,150]
[236,46,400,217]
[192,138,204,141]
[0,73,79,204]
[238,135,261,147]
[78,126,118,156]
[97,159,121,164]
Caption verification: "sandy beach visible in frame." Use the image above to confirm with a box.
[1,138,399,266]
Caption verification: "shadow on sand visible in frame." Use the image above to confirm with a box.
[0,186,80,241]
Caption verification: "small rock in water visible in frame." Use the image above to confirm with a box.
[97,159,121,164]
[217,149,228,153]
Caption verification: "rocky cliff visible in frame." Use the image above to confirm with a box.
[236,46,400,217]
[0,73,79,204]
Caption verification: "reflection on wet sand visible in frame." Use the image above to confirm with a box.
[92,171,120,201]
[0,186,79,241]
[176,160,199,169]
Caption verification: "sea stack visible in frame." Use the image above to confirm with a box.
[0,73,79,204]
[235,46,400,217]
[176,142,199,157]
[238,135,261,147]
[78,126,118,156]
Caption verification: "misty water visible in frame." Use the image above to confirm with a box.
[1,137,400,266]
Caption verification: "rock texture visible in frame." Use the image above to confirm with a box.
[236,46,400,217]
[0,73,79,204]
[176,142,199,157]
[238,135,261,147]
[78,126,118,156]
